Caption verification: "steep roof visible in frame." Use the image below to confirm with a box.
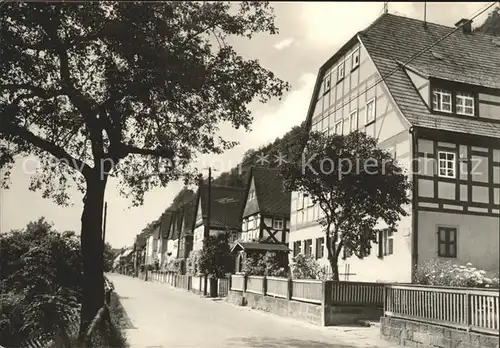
[243,167,291,218]
[359,13,500,139]
[304,13,500,140]
[198,184,246,230]
[180,199,196,238]
[160,211,174,239]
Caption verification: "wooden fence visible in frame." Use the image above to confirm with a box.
[229,275,385,307]
[147,271,229,297]
[329,281,384,307]
[385,284,499,335]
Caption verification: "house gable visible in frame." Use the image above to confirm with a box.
[243,176,259,218]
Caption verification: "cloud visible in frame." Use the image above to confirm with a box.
[274,37,295,50]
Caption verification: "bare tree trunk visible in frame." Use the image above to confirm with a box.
[325,226,340,281]
[79,172,107,337]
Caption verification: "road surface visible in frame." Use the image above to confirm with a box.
[108,274,402,348]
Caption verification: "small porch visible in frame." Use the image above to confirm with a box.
[230,241,290,273]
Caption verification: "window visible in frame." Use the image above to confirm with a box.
[248,190,255,200]
[438,151,456,178]
[323,73,331,92]
[456,92,474,116]
[351,49,360,69]
[316,237,325,259]
[377,229,394,258]
[337,62,345,82]
[242,220,247,232]
[293,241,302,256]
[273,218,284,230]
[304,239,313,257]
[297,192,304,210]
[437,227,457,258]
[432,88,452,113]
[366,98,375,124]
[349,110,358,132]
[334,120,343,135]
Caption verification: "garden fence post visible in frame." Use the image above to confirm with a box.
[287,278,293,300]
[262,276,267,296]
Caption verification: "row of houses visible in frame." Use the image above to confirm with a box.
[132,166,292,275]
[133,13,500,283]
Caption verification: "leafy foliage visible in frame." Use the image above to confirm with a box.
[290,254,324,280]
[103,243,116,273]
[198,232,233,278]
[0,218,81,347]
[0,2,288,327]
[241,251,288,277]
[186,250,202,276]
[279,131,411,280]
[413,260,500,288]
[476,6,500,36]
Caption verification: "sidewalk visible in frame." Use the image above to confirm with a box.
[111,274,404,348]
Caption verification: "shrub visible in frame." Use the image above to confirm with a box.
[242,252,288,277]
[199,232,233,278]
[186,250,202,276]
[413,260,499,288]
[290,254,323,279]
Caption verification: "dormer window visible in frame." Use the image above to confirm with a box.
[456,92,474,116]
[432,88,452,113]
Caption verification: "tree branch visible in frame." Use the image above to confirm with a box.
[1,122,92,177]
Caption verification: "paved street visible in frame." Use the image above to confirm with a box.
[108,274,403,348]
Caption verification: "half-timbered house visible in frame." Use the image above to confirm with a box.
[289,13,500,282]
[192,185,246,251]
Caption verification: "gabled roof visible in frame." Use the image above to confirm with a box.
[230,242,290,253]
[305,13,500,140]
[180,199,196,238]
[359,13,500,139]
[197,184,246,230]
[160,211,174,239]
[242,167,291,218]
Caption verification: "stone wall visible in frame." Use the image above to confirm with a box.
[227,290,322,325]
[380,317,499,348]
[227,290,383,327]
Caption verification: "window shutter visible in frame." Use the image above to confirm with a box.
[377,230,383,258]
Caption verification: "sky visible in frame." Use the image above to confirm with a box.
[0,2,492,249]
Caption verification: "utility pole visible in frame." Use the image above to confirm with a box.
[102,201,108,255]
[206,167,211,239]
[423,2,427,28]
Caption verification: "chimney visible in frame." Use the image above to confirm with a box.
[455,18,472,33]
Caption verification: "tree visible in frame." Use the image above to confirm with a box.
[198,232,233,278]
[476,6,500,35]
[0,2,288,331]
[103,243,116,273]
[0,218,81,347]
[280,131,411,280]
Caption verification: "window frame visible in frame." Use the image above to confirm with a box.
[429,79,478,117]
[297,192,304,210]
[377,229,394,258]
[438,151,457,178]
[316,237,325,259]
[323,72,331,93]
[304,239,313,257]
[351,48,360,70]
[455,91,475,116]
[273,217,284,230]
[334,120,343,135]
[432,87,453,113]
[349,109,358,132]
[365,98,376,125]
[437,226,457,258]
[337,61,345,83]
